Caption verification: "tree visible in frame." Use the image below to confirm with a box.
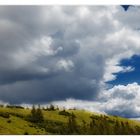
[114,120,120,134]
[135,126,140,134]
[80,120,88,134]
[30,105,44,123]
[49,104,55,111]
[46,104,55,111]
[30,105,37,123]
[36,105,44,123]
[31,105,36,115]
[89,115,97,134]
[67,112,78,134]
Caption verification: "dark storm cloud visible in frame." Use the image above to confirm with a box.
[0,75,100,104]
[0,6,107,104]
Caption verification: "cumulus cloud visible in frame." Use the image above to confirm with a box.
[0,6,140,119]
[101,82,140,118]
[53,82,140,118]
[56,59,74,72]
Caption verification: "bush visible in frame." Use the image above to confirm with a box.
[0,104,4,108]
[0,111,25,119]
[9,112,24,119]
[58,110,70,116]
[6,105,24,109]
[7,120,11,123]
[46,104,55,111]
[44,120,66,134]
[24,132,29,135]
[29,124,34,127]
[0,112,10,118]
[90,115,99,120]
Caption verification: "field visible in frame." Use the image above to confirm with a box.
[0,105,140,135]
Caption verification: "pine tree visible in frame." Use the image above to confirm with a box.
[89,115,96,134]
[114,120,120,134]
[30,104,44,123]
[67,112,78,134]
[81,120,87,134]
[30,105,37,122]
[36,104,44,123]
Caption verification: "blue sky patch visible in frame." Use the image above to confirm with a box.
[109,55,140,85]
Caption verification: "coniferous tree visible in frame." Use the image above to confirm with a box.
[114,120,120,134]
[36,105,44,123]
[30,105,37,122]
[89,115,97,134]
[49,104,55,111]
[135,125,140,134]
[67,113,78,134]
[30,105,44,123]
[82,120,86,131]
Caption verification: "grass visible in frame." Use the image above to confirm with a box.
[0,116,46,135]
[43,110,68,123]
[0,106,140,135]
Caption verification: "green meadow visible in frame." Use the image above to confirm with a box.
[0,105,140,135]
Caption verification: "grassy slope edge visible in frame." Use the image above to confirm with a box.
[0,106,140,135]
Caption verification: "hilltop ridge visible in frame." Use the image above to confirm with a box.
[0,105,140,135]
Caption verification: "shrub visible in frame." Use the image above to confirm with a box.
[9,112,24,119]
[90,115,99,120]
[0,112,10,118]
[29,124,34,127]
[58,110,70,116]
[47,104,55,111]
[24,132,29,135]
[7,120,11,123]
[6,105,24,109]
[44,120,66,134]
[0,104,4,108]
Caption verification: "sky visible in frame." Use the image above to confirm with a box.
[1,5,140,118]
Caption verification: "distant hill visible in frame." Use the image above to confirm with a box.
[0,105,140,135]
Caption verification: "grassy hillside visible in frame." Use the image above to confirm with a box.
[0,105,140,135]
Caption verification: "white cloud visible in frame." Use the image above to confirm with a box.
[52,83,140,118]
[104,65,135,82]
[103,82,140,100]
[52,98,106,114]
[12,36,62,67]
[121,66,135,73]
[56,59,74,72]
[0,6,140,114]
[101,83,140,117]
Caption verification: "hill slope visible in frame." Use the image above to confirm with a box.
[0,106,140,135]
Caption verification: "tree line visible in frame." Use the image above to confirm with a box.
[27,105,140,135]
[1,104,140,135]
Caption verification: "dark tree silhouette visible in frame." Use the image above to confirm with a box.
[67,113,78,134]
[29,105,44,123]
